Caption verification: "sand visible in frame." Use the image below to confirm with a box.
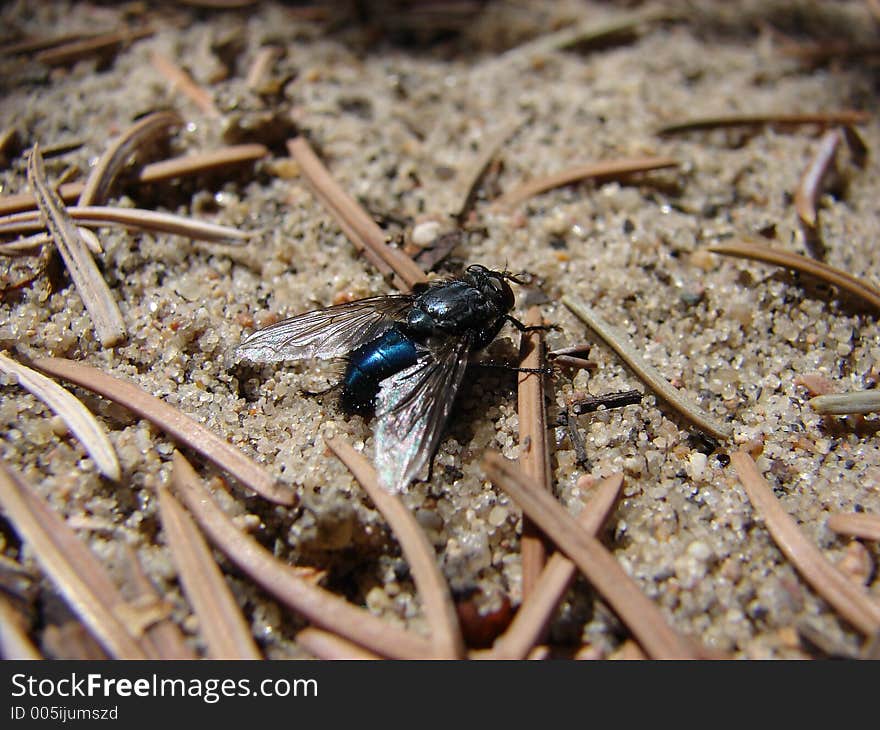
[1,0,879,659]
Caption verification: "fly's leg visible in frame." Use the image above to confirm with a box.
[503,315,559,334]
[475,361,555,377]
[301,381,343,397]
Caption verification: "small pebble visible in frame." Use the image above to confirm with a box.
[411,220,441,247]
[49,415,69,437]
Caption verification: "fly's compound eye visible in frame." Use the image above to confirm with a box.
[488,275,515,309]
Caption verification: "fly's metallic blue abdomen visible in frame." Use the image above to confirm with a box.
[341,326,418,412]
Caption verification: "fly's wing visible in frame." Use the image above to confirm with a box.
[234,295,413,363]
[374,338,471,493]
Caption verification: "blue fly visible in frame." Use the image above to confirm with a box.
[234,264,539,493]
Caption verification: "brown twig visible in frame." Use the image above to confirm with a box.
[809,391,880,415]
[0,352,120,481]
[0,460,149,659]
[490,473,623,659]
[158,485,261,659]
[705,241,880,313]
[794,128,841,237]
[794,129,842,226]
[570,390,643,415]
[27,144,126,347]
[170,451,434,659]
[296,627,381,660]
[549,354,595,371]
[777,40,880,64]
[0,594,41,659]
[1,230,101,257]
[827,513,880,542]
[150,51,220,118]
[490,8,674,70]
[730,451,880,636]
[246,46,283,90]
[326,437,464,658]
[517,307,552,598]
[42,622,109,660]
[0,31,103,57]
[0,183,83,217]
[657,111,870,136]
[483,452,697,659]
[31,357,294,506]
[117,544,196,660]
[286,136,427,292]
[78,111,182,207]
[451,115,526,221]
[34,26,154,66]
[494,156,678,209]
[0,128,20,167]
[137,144,269,183]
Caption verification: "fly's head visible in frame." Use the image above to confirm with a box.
[465,264,516,316]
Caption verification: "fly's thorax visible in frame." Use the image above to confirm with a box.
[406,276,511,340]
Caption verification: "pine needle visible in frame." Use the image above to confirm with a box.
[137,144,268,183]
[0,594,41,659]
[517,307,552,598]
[808,391,880,415]
[0,205,254,244]
[730,451,880,636]
[77,111,182,206]
[169,451,434,659]
[494,156,678,209]
[296,627,381,660]
[0,352,120,481]
[827,513,880,542]
[705,241,880,313]
[150,51,220,117]
[158,484,262,659]
[562,294,732,440]
[483,452,697,659]
[0,144,268,216]
[0,460,148,658]
[117,544,197,660]
[490,473,624,659]
[794,128,841,229]
[451,115,526,220]
[657,110,870,135]
[33,26,153,66]
[31,357,294,506]
[326,436,464,658]
[27,144,126,347]
[286,136,427,292]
